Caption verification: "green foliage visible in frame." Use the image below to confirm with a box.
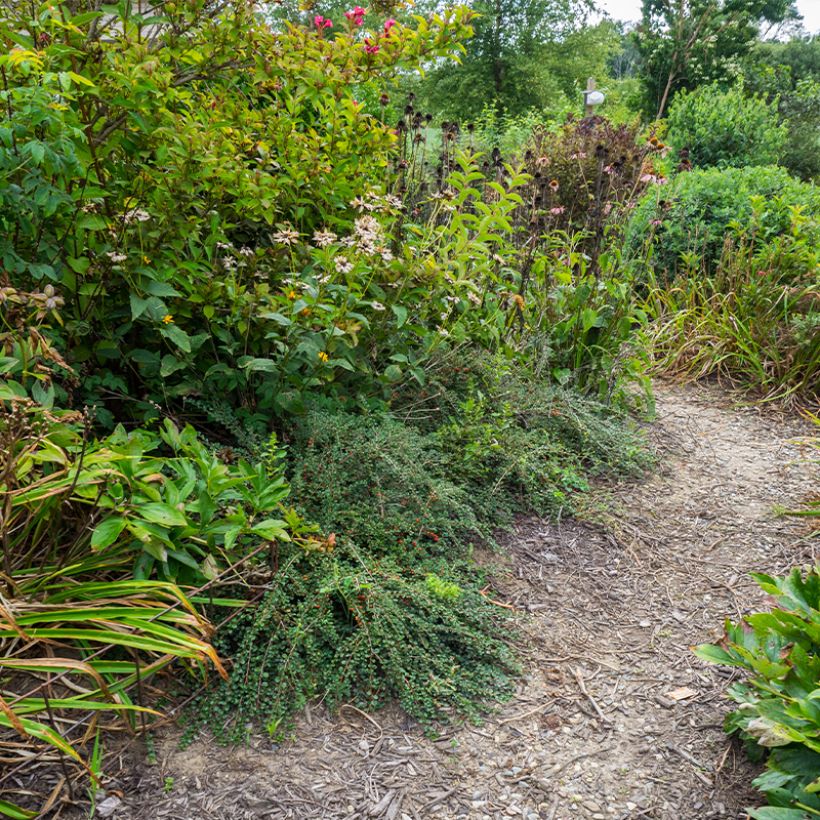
[189,546,519,739]
[744,36,820,181]
[289,409,488,551]
[0,0,474,420]
[625,165,820,279]
[696,567,820,816]
[0,400,235,819]
[666,83,787,170]
[634,0,800,117]
[191,356,649,741]
[0,398,299,586]
[432,358,651,521]
[644,202,819,403]
[290,357,649,539]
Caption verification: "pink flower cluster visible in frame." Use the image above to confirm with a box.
[345,6,366,25]
[362,17,398,55]
[314,14,332,29]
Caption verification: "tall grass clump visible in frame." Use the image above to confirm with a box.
[644,202,819,404]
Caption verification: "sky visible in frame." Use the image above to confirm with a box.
[594,0,820,33]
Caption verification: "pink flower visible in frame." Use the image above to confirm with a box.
[314,15,333,29]
[345,6,366,26]
[383,18,397,34]
[363,38,379,54]
[549,206,565,216]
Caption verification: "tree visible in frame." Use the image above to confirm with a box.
[743,36,820,179]
[635,0,800,118]
[412,0,596,119]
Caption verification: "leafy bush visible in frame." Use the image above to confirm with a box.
[666,82,787,170]
[743,38,820,182]
[290,357,649,540]
[696,567,820,818]
[625,165,820,279]
[778,79,820,184]
[190,357,649,742]
[0,0,474,420]
[645,203,819,403]
[290,410,488,552]
[431,358,651,522]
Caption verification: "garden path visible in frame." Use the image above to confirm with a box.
[115,381,818,820]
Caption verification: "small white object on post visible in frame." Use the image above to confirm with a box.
[583,77,605,117]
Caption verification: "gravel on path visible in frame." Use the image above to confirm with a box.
[107,382,820,820]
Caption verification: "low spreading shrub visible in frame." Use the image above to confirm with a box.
[625,165,820,279]
[289,409,489,552]
[666,83,787,170]
[696,568,820,818]
[188,547,519,740]
[187,355,649,742]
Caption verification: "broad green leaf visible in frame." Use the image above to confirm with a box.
[91,516,127,550]
[137,502,187,528]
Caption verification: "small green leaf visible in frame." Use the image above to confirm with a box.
[391,304,408,328]
[138,503,187,528]
[693,644,740,666]
[384,364,403,383]
[161,325,191,353]
[91,516,127,550]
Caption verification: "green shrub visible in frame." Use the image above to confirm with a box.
[189,546,519,740]
[696,567,820,818]
[431,360,651,522]
[778,78,820,183]
[0,0,475,421]
[289,410,489,554]
[625,165,820,279]
[666,83,787,170]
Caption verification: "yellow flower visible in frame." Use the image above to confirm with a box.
[162,314,174,324]
[143,255,150,264]
[318,351,329,363]
[287,289,297,300]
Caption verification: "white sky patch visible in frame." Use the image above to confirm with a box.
[593,0,820,34]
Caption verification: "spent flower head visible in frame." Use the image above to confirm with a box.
[313,229,338,247]
[272,226,300,246]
